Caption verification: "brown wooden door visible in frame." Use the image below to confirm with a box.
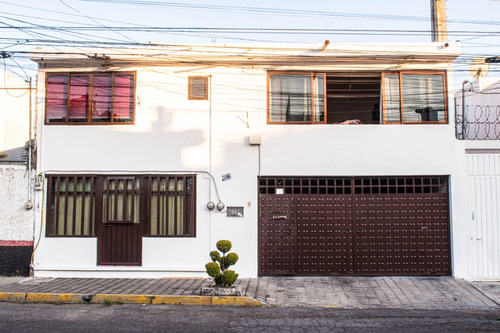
[97,176,144,266]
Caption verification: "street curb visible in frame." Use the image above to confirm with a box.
[0,292,262,307]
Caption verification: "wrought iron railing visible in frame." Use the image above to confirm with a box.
[455,104,500,140]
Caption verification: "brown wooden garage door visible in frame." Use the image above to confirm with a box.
[258,176,451,276]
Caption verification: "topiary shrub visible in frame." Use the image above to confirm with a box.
[206,239,239,287]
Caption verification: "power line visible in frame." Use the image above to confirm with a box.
[80,0,500,26]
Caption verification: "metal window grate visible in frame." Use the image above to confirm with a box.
[46,175,96,237]
[259,177,352,195]
[259,176,448,195]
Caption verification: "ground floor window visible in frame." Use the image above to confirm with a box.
[45,174,196,237]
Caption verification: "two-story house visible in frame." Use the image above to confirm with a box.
[29,41,472,279]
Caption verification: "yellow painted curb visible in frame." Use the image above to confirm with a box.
[26,293,82,304]
[0,292,26,302]
[91,294,154,304]
[0,292,262,307]
[152,295,212,306]
[211,296,262,307]
[90,294,262,306]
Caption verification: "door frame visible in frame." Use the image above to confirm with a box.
[96,175,146,266]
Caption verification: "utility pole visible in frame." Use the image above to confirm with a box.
[431,0,448,42]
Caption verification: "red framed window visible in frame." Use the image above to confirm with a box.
[45,72,135,125]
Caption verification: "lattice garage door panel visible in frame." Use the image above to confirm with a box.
[354,193,451,276]
[259,196,296,275]
[259,176,451,276]
[296,195,353,275]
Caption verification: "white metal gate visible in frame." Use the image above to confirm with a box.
[467,152,500,280]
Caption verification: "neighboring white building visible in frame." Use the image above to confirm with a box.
[29,41,483,279]
[455,78,500,281]
[0,71,35,276]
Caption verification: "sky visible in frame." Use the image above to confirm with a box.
[1,0,499,91]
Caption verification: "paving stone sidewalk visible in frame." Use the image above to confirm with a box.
[0,276,499,309]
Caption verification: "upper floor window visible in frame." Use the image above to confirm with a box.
[382,72,447,124]
[267,71,447,125]
[45,72,135,125]
[268,73,326,124]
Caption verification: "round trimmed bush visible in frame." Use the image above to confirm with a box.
[226,252,239,266]
[216,240,232,253]
[220,270,238,287]
[206,239,239,287]
[209,251,220,262]
[205,262,221,279]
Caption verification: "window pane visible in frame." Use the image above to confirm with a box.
[270,75,311,123]
[313,75,325,122]
[402,74,445,122]
[68,76,89,122]
[46,76,67,122]
[113,75,134,122]
[93,75,112,122]
[383,74,401,122]
[148,176,194,237]
[46,176,95,237]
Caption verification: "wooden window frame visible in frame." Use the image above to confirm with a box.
[45,175,97,237]
[145,175,197,237]
[45,174,196,238]
[188,76,208,100]
[44,72,136,125]
[381,71,448,125]
[267,71,327,125]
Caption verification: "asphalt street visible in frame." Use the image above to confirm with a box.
[0,302,499,333]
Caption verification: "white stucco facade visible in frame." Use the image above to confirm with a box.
[30,42,483,279]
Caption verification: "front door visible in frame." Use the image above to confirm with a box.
[97,176,144,265]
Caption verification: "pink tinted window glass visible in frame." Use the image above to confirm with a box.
[46,76,67,122]
[69,76,89,122]
[93,75,112,122]
[113,75,134,122]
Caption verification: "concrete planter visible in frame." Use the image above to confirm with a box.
[200,285,242,296]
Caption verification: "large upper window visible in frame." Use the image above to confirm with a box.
[267,71,447,125]
[268,72,326,124]
[45,72,135,125]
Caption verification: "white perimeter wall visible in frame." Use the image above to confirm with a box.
[33,63,473,278]
[0,165,34,242]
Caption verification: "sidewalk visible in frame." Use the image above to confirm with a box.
[0,276,499,309]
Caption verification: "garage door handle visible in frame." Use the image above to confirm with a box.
[356,227,364,233]
[343,227,351,234]
[286,228,294,235]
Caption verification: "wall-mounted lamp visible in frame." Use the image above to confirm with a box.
[207,202,215,210]
[217,202,225,211]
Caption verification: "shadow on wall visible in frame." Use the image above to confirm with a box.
[48,106,207,170]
